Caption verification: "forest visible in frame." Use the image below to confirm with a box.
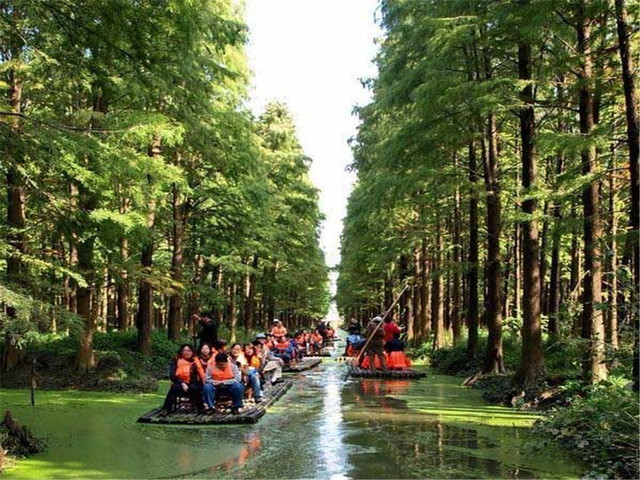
[0,0,329,373]
[336,0,638,476]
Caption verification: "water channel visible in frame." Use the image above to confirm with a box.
[2,358,582,479]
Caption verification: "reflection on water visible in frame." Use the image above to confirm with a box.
[196,362,581,480]
[317,370,348,478]
[2,353,583,479]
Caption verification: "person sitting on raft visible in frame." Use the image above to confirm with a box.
[203,352,245,415]
[215,339,228,352]
[159,344,203,417]
[326,324,336,341]
[294,331,307,356]
[344,332,363,357]
[272,335,294,364]
[253,339,284,385]
[270,319,287,337]
[361,316,388,372]
[309,330,323,354]
[384,332,412,370]
[347,318,361,336]
[194,343,216,380]
[229,343,264,404]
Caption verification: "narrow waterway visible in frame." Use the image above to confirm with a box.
[2,357,582,479]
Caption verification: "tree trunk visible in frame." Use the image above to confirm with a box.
[137,141,160,356]
[420,239,431,342]
[409,248,420,343]
[168,184,185,341]
[2,17,27,371]
[117,197,130,331]
[432,222,445,350]
[229,279,238,343]
[452,164,463,345]
[467,141,480,358]
[76,86,108,372]
[76,234,96,372]
[576,2,607,383]
[607,159,619,350]
[480,112,505,374]
[548,78,566,339]
[614,0,639,391]
[514,38,544,387]
[244,255,259,331]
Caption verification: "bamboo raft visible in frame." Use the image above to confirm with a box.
[283,357,323,372]
[347,365,427,379]
[137,379,293,425]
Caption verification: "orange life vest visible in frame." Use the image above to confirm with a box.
[175,358,193,383]
[275,340,290,351]
[246,355,261,369]
[271,325,287,337]
[195,356,214,381]
[312,333,323,344]
[211,362,235,381]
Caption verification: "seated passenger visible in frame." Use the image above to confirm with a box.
[159,344,203,417]
[294,331,306,350]
[244,343,262,370]
[270,319,287,337]
[385,332,412,370]
[253,338,284,385]
[272,335,294,364]
[229,343,263,403]
[265,334,275,351]
[194,343,216,381]
[215,339,228,353]
[203,352,245,415]
[310,331,324,354]
[326,324,336,340]
[344,333,363,357]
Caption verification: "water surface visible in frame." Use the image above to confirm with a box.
[1,360,582,479]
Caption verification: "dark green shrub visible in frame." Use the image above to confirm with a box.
[95,351,124,373]
[533,377,639,479]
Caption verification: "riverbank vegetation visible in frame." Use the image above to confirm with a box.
[0,0,329,385]
[336,0,639,477]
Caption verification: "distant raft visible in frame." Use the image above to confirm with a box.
[347,365,427,379]
[137,379,293,425]
[283,357,323,373]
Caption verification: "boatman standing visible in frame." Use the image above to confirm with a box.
[363,316,388,372]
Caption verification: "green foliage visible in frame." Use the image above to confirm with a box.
[0,0,328,370]
[533,379,640,479]
[427,334,521,377]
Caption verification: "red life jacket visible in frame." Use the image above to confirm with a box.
[175,358,194,383]
[211,362,234,381]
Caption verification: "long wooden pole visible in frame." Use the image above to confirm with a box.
[344,283,411,380]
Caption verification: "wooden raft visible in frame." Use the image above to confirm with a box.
[282,357,322,373]
[137,379,293,425]
[347,366,427,379]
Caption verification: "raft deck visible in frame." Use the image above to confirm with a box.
[283,357,322,372]
[137,379,293,425]
[347,366,427,379]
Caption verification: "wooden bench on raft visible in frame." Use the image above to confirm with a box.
[347,366,427,379]
[282,357,322,373]
[137,379,293,425]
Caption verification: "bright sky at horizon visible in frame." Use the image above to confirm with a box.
[245,0,381,283]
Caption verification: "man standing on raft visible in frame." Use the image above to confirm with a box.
[362,316,388,372]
